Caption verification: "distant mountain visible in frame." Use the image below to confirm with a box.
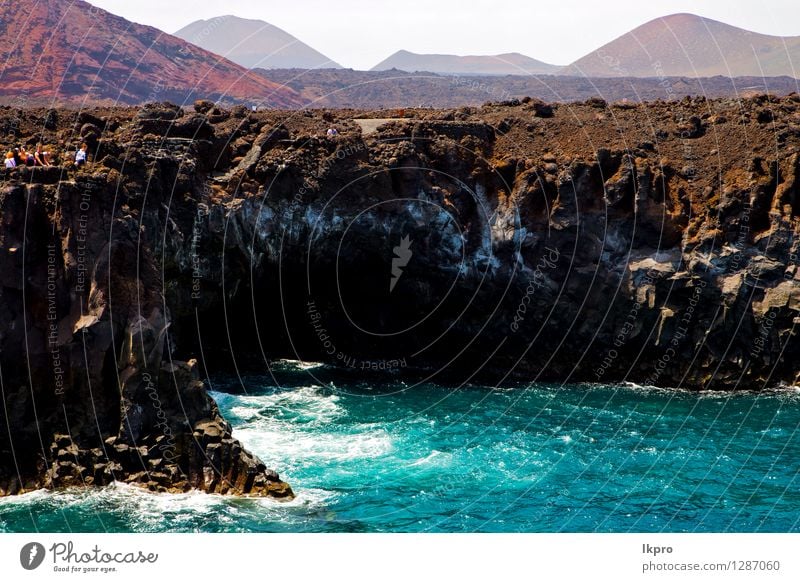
[174,16,341,70]
[256,68,799,109]
[372,50,559,75]
[564,13,800,78]
[0,0,301,106]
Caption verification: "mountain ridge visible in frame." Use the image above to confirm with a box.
[174,15,342,70]
[371,49,560,75]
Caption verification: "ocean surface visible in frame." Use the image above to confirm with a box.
[2,361,799,533]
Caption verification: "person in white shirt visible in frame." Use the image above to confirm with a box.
[75,143,88,167]
[4,152,16,168]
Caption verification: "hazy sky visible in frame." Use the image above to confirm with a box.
[87,0,800,70]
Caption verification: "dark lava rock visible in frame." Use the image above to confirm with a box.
[44,109,58,130]
[77,111,105,128]
[137,101,184,121]
[173,114,215,139]
[531,100,554,118]
[676,115,706,138]
[193,99,215,114]
[585,96,607,108]
[757,108,776,123]
[80,122,101,139]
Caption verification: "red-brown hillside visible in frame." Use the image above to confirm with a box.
[0,0,302,107]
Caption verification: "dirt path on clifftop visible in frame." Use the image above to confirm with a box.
[354,118,398,135]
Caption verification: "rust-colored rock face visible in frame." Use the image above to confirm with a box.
[0,0,301,107]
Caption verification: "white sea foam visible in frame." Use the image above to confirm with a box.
[212,385,345,426]
[235,424,394,466]
[275,359,327,371]
[407,450,452,468]
[213,385,396,470]
[0,487,53,506]
[0,481,338,532]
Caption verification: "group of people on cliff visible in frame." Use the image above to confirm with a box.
[4,143,89,169]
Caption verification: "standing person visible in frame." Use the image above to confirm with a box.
[74,143,88,167]
[4,152,16,168]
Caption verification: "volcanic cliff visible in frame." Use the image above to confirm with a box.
[0,95,799,496]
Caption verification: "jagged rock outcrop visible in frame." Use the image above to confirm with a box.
[1,95,799,495]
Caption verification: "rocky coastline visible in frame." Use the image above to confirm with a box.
[0,95,798,497]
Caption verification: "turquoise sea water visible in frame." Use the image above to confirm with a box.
[2,362,799,532]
